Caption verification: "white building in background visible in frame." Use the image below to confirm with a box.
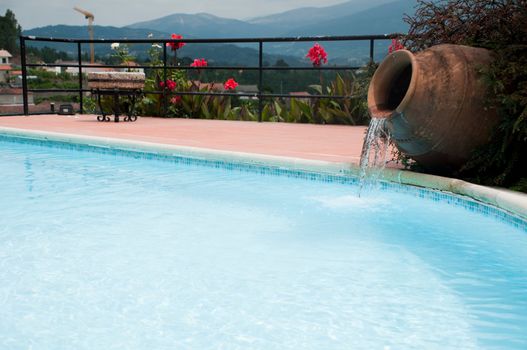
[56,60,114,75]
[47,60,144,76]
[0,49,13,83]
[42,66,62,75]
[0,50,12,65]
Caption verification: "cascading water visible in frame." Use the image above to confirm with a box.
[358,117,392,195]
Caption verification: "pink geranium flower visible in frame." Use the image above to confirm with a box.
[306,43,328,67]
[388,39,405,54]
[224,78,238,90]
[160,79,177,91]
[170,96,182,104]
[167,34,185,51]
[190,58,208,67]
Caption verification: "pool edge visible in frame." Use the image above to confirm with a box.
[0,126,357,175]
[381,168,527,221]
[1,125,526,221]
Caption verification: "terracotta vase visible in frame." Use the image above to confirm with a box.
[367,44,498,172]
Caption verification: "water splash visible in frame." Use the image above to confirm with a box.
[358,117,391,195]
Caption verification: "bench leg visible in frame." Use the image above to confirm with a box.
[113,91,120,123]
[95,91,110,122]
[128,92,138,122]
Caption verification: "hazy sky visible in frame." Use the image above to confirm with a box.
[1,0,349,29]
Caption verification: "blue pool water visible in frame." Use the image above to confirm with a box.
[0,137,526,350]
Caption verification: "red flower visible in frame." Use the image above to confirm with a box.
[167,33,185,51]
[190,58,208,67]
[160,79,177,91]
[388,39,405,54]
[223,78,238,90]
[170,96,182,104]
[306,43,328,67]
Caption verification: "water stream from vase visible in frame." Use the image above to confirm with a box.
[358,117,391,195]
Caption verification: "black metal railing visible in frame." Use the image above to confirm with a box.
[16,34,401,121]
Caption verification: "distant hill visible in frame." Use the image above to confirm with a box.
[23,25,170,60]
[23,25,168,56]
[284,0,412,36]
[22,25,303,66]
[247,0,395,30]
[24,25,168,42]
[122,0,414,64]
[23,0,414,65]
[263,0,413,63]
[126,13,268,38]
[124,0,412,40]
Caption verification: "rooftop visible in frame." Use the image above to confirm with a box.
[0,50,12,58]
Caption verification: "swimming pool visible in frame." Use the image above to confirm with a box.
[1,135,526,349]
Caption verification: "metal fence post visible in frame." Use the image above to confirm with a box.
[163,43,168,116]
[369,39,375,64]
[20,36,29,115]
[258,41,263,122]
[78,42,83,113]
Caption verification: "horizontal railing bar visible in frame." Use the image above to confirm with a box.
[22,34,401,44]
[226,66,362,71]
[27,88,358,99]
[0,112,52,116]
[262,93,359,99]
[25,63,363,71]
[169,91,360,99]
[0,113,25,117]
[28,88,92,93]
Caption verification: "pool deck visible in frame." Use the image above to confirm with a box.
[0,114,367,164]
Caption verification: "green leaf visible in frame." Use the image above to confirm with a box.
[297,100,313,121]
[273,101,282,116]
[261,104,271,122]
[309,84,323,94]
[223,99,232,119]
[201,103,211,119]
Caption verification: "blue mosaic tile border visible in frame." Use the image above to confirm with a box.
[1,133,526,232]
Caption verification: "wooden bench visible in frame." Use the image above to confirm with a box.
[87,72,145,122]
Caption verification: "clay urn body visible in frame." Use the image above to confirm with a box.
[367,44,498,172]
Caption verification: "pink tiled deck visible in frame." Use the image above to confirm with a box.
[0,115,367,163]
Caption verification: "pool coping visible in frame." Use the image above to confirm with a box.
[1,125,526,221]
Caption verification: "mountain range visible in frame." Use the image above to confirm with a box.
[126,0,409,38]
[23,0,414,65]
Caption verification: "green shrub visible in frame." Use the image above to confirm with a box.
[262,69,374,125]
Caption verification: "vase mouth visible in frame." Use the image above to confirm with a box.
[368,49,417,119]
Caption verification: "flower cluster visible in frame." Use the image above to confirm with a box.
[110,42,135,67]
[160,79,177,91]
[170,96,182,104]
[306,43,328,67]
[190,58,208,67]
[224,78,238,90]
[388,39,405,54]
[167,33,185,51]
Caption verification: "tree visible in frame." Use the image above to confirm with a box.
[27,47,72,63]
[274,59,289,67]
[0,9,22,54]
